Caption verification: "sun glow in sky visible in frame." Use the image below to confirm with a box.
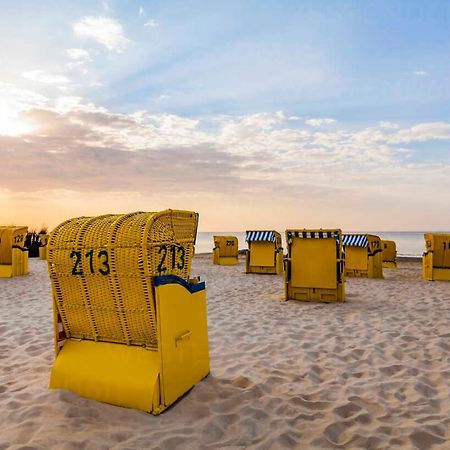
[0,0,449,231]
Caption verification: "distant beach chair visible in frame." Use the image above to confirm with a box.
[0,226,28,277]
[48,210,210,414]
[245,230,283,274]
[212,236,239,265]
[284,229,345,302]
[423,233,450,281]
[39,233,49,260]
[343,234,383,279]
[381,240,397,268]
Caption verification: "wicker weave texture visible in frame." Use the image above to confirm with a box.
[48,210,198,349]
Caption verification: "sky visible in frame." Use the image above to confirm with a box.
[0,0,449,231]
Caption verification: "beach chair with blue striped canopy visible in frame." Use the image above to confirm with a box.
[423,233,450,281]
[343,233,383,278]
[245,230,283,275]
[284,229,345,302]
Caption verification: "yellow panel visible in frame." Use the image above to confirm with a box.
[39,246,48,260]
[213,236,238,257]
[0,265,13,277]
[291,238,337,289]
[249,241,275,267]
[156,283,209,407]
[432,268,450,281]
[381,240,396,263]
[218,256,238,265]
[345,247,368,271]
[50,340,160,412]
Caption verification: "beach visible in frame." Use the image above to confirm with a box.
[1,256,449,449]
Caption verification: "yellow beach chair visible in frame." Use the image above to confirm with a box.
[343,234,383,279]
[0,226,28,278]
[284,229,345,302]
[381,240,397,268]
[48,210,210,414]
[245,230,283,274]
[423,233,450,281]
[212,236,238,265]
[39,233,49,260]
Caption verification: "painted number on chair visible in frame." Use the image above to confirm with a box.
[226,240,234,246]
[157,244,186,274]
[70,249,111,276]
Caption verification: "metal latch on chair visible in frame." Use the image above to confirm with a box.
[175,330,191,347]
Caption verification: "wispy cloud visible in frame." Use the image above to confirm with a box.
[379,121,399,129]
[139,7,144,17]
[73,16,128,52]
[144,19,159,28]
[22,70,70,85]
[305,117,336,127]
[65,48,92,63]
[414,70,428,76]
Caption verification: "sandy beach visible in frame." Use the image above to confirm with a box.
[1,255,449,449]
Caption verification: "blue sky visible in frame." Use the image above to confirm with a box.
[0,0,449,229]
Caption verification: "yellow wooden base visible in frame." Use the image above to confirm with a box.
[50,340,161,412]
[214,256,238,265]
[423,268,450,281]
[286,285,345,303]
[345,269,383,279]
[0,250,28,277]
[247,265,279,274]
[50,277,210,414]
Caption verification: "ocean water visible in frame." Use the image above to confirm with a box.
[196,231,448,257]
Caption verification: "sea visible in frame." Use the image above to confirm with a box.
[196,231,448,257]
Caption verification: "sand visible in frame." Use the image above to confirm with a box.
[1,256,449,449]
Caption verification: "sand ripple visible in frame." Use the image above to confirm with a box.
[0,257,449,449]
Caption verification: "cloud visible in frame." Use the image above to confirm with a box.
[65,48,92,63]
[144,19,159,28]
[305,117,336,126]
[1,84,450,229]
[139,7,144,17]
[379,121,399,129]
[22,70,70,85]
[387,122,450,144]
[414,70,428,76]
[73,16,129,52]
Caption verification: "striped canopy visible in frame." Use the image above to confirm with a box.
[342,234,368,247]
[287,230,339,240]
[246,231,276,242]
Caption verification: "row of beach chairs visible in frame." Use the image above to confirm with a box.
[214,232,398,274]
[0,211,449,417]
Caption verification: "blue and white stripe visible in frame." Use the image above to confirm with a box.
[287,231,339,240]
[342,234,368,247]
[246,231,276,242]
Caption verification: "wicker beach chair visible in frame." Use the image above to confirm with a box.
[245,230,283,275]
[48,210,210,414]
[381,240,397,269]
[284,229,345,302]
[343,234,383,279]
[0,226,28,277]
[423,233,450,281]
[212,236,239,265]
